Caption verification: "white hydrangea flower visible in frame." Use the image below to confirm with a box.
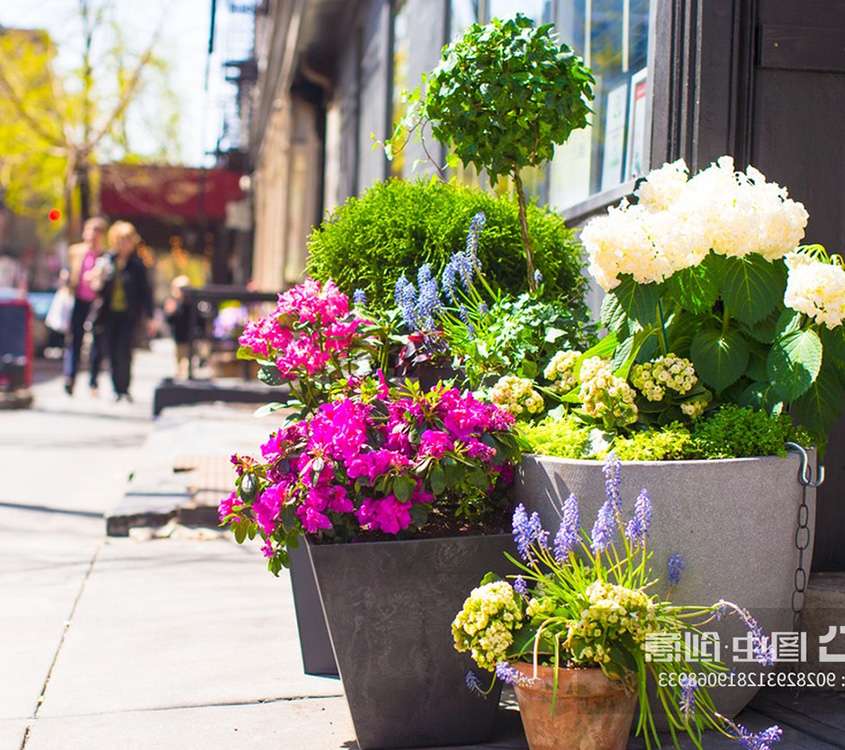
[784,252,845,329]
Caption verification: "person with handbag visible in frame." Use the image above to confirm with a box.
[99,221,156,402]
[62,216,108,396]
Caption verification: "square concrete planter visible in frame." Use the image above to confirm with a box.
[307,533,516,750]
[515,452,817,718]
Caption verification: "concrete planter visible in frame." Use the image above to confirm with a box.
[307,533,516,750]
[516,452,816,718]
[287,544,337,676]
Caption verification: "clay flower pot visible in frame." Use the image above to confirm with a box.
[512,663,637,750]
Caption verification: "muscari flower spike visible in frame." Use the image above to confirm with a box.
[590,498,615,554]
[495,661,528,686]
[679,674,698,720]
[625,487,653,544]
[553,493,581,563]
[465,670,485,697]
[352,288,367,308]
[668,553,684,585]
[513,575,527,596]
[728,721,783,750]
[602,452,623,516]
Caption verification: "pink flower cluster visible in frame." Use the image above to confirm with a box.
[221,385,517,554]
[237,278,368,377]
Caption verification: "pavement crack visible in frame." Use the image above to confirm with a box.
[32,541,103,719]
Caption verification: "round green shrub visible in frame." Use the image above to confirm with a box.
[306,177,586,312]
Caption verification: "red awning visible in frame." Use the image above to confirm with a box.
[99,164,245,222]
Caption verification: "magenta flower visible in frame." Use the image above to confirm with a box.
[419,429,454,458]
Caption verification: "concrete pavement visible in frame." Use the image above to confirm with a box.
[2,340,843,750]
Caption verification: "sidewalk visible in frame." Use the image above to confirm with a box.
[2,341,844,749]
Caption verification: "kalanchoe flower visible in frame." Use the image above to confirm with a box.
[625,488,653,544]
[553,493,581,563]
[353,288,367,308]
[465,670,485,697]
[495,661,528,686]
[513,575,528,596]
[668,553,684,585]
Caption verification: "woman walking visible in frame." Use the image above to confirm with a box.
[100,221,155,402]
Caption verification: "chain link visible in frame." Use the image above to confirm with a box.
[785,443,823,633]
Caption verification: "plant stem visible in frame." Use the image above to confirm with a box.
[721,305,731,336]
[512,170,537,292]
[657,298,669,355]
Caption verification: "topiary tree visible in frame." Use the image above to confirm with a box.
[306,177,586,315]
[391,14,594,291]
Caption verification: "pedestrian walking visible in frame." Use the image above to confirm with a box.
[100,221,155,402]
[62,216,108,396]
[163,275,193,378]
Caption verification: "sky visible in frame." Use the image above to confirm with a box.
[0,0,241,167]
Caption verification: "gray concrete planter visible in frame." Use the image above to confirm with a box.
[307,533,516,750]
[287,543,338,677]
[516,452,817,718]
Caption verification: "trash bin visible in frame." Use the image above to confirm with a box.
[0,294,34,408]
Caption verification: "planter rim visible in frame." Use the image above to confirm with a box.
[522,451,807,468]
[305,530,511,553]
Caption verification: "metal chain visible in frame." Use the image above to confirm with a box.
[785,443,824,633]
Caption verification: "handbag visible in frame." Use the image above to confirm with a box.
[45,287,74,334]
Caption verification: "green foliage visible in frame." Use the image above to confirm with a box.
[443,292,596,388]
[421,14,594,184]
[690,404,813,459]
[609,425,694,461]
[516,413,592,459]
[306,178,586,311]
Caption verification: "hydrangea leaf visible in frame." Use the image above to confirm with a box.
[820,325,845,364]
[600,292,628,335]
[747,312,779,344]
[666,254,725,313]
[767,328,823,401]
[689,326,750,392]
[608,275,661,327]
[793,359,844,441]
[721,255,787,326]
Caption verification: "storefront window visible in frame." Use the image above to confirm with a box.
[390,0,410,178]
[548,0,651,210]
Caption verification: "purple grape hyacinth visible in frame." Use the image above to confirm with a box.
[553,493,581,563]
[625,488,653,544]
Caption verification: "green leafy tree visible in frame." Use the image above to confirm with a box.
[0,0,176,241]
[390,14,594,291]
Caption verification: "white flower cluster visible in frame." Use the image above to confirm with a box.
[631,355,698,402]
[566,581,658,665]
[784,252,845,329]
[582,157,809,291]
[490,375,544,417]
[452,581,523,671]
[578,357,638,426]
[544,350,581,392]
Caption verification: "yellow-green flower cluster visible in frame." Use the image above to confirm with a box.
[565,581,659,665]
[490,375,544,418]
[452,581,524,671]
[544,350,581,393]
[578,357,638,426]
[680,400,708,419]
[631,355,698,402]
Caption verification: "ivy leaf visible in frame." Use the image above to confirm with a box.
[793,358,845,442]
[767,328,823,402]
[721,255,787,325]
[690,326,750,392]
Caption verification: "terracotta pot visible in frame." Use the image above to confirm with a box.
[512,663,637,750]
